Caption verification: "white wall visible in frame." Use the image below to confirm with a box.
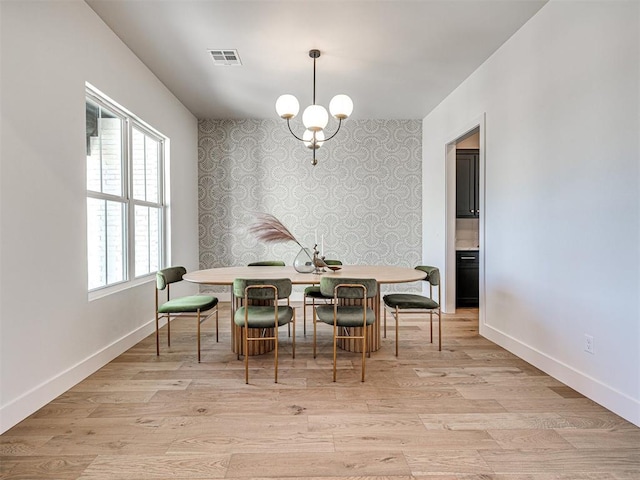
[423,0,639,425]
[0,0,199,433]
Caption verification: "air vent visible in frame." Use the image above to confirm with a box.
[208,49,242,66]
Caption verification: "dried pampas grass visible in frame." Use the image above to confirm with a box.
[249,213,303,248]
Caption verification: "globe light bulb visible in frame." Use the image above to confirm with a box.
[275,94,299,119]
[329,94,353,119]
[302,104,329,131]
[303,129,325,149]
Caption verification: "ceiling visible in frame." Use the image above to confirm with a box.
[85,0,548,120]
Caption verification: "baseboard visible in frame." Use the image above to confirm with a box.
[480,322,640,427]
[0,317,160,434]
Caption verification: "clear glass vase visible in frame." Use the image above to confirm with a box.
[293,247,315,273]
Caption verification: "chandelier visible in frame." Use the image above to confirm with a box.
[275,49,353,166]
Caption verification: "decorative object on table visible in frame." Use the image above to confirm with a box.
[249,213,314,273]
[312,244,328,274]
[293,247,315,273]
[275,49,353,166]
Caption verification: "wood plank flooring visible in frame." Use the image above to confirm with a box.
[2,305,639,479]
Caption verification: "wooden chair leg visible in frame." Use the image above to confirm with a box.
[332,324,338,382]
[361,326,367,382]
[438,309,442,351]
[313,307,318,359]
[384,307,387,338]
[167,313,171,347]
[244,326,249,384]
[430,311,433,344]
[292,311,296,359]
[197,310,201,363]
[303,294,307,337]
[215,308,219,342]
[274,324,279,384]
[155,312,160,356]
[395,306,399,357]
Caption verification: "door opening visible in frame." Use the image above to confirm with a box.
[444,116,485,332]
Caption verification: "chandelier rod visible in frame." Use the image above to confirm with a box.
[311,49,319,105]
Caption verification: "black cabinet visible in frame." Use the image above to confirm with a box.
[456,149,479,218]
[456,250,479,307]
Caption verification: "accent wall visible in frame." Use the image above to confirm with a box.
[197,119,422,297]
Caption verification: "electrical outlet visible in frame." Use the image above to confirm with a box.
[584,334,594,354]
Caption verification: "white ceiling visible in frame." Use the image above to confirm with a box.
[85,0,548,120]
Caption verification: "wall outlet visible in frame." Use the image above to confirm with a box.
[584,334,594,354]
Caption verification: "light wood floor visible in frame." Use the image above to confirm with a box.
[2,304,639,479]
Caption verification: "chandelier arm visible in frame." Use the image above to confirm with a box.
[321,118,344,142]
[286,118,305,142]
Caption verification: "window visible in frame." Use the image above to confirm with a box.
[86,86,166,292]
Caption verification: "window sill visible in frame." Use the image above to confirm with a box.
[89,275,155,302]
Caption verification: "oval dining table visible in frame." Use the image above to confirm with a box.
[183,265,426,355]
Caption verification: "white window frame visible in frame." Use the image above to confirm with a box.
[86,84,167,299]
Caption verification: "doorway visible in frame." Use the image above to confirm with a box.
[444,115,485,331]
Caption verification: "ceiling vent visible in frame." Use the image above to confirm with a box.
[208,49,242,66]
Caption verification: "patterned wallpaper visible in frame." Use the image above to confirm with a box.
[197,118,422,294]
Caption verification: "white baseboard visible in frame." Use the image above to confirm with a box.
[480,322,640,428]
[0,317,160,434]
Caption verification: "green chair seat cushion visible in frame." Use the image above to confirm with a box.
[315,305,376,327]
[234,305,294,328]
[383,293,439,310]
[158,295,218,313]
[304,285,332,299]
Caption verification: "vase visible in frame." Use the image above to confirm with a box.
[293,247,315,273]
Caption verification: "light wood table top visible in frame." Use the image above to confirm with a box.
[183,265,427,286]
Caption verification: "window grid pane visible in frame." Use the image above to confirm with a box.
[145,137,159,203]
[88,198,125,289]
[132,127,160,204]
[134,205,161,277]
[86,100,123,196]
[132,128,146,200]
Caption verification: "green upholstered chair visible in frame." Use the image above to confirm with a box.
[302,259,342,336]
[313,277,377,382]
[247,260,286,266]
[155,266,219,362]
[383,266,441,355]
[247,260,290,335]
[233,278,295,384]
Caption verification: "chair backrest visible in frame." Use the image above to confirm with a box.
[157,266,186,290]
[415,265,440,286]
[247,260,286,266]
[233,278,292,300]
[319,277,377,299]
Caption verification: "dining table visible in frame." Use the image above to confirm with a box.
[183,265,426,355]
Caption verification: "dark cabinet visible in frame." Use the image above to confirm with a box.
[456,250,479,307]
[456,149,479,218]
